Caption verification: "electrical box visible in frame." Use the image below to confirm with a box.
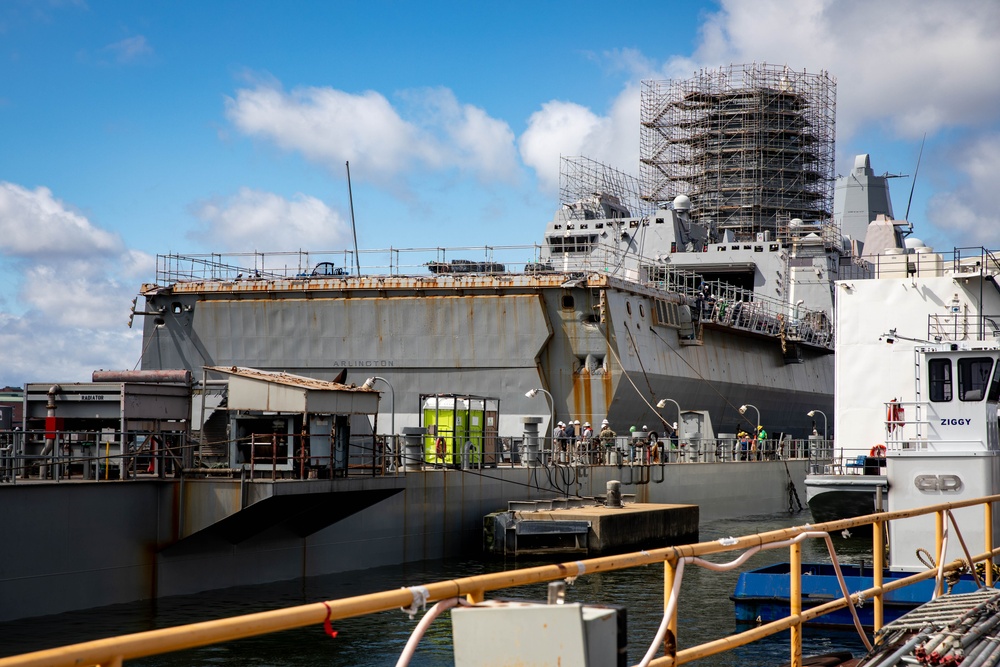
[452,601,619,667]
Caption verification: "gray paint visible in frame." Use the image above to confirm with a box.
[0,460,805,622]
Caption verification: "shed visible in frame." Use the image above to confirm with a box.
[204,366,381,476]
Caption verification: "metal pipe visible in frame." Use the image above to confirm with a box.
[92,370,193,384]
[987,502,995,587]
[39,384,61,479]
[790,541,802,666]
[874,518,885,631]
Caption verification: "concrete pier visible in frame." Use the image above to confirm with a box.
[486,501,699,556]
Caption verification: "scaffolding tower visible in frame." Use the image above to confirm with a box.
[640,63,836,239]
[559,155,652,221]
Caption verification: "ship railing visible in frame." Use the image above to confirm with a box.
[7,494,1000,667]
[927,313,1000,343]
[806,438,837,473]
[882,399,995,453]
[0,429,192,483]
[0,429,818,484]
[646,272,834,350]
[154,246,557,283]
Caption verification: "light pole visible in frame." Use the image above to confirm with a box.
[807,409,827,442]
[363,376,395,442]
[525,388,555,440]
[526,388,556,465]
[657,397,684,462]
[655,398,683,442]
[739,404,760,432]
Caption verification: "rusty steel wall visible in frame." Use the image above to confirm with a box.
[140,279,833,438]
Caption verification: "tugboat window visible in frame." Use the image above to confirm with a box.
[958,357,994,402]
[989,361,1000,402]
[928,359,952,402]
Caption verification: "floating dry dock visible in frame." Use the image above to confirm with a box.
[485,496,699,556]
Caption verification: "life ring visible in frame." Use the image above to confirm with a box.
[870,444,887,457]
[887,399,905,433]
[435,437,445,460]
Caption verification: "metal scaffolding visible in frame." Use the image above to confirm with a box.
[559,155,652,221]
[640,63,836,239]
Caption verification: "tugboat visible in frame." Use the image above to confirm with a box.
[735,241,1000,627]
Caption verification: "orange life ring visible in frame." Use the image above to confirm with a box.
[435,437,445,460]
[887,399,905,433]
[870,444,887,457]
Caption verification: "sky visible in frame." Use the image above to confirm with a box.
[1,0,999,388]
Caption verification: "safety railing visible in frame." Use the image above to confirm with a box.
[0,429,814,484]
[0,429,192,483]
[4,494,998,667]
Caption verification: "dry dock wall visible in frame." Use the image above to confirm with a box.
[0,460,805,622]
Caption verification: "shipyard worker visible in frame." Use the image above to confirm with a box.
[699,283,716,319]
[628,425,638,463]
[581,422,594,463]
[738,430,750,461]
[599,420,617,464]
[553,421,565,461]
[756,425,768,461]
[647,427,660,464]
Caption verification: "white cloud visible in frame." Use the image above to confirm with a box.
[0,182,146,386]
[104,35,152,63]
[519,84,641,195]
[225,83,519,183]
[0,182,122,258]
[0,313,140,385]
[191,188,352,252]
[693,0,1000,142]
[926,133,1000,246]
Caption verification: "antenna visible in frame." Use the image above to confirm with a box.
[346,161,361,276]
[904,134,926,222]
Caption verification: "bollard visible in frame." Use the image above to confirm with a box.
[521,417,542,467]
[401,427,427,471]
[606,480,623,508]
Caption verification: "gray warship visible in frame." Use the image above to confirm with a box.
[140,64,855,441]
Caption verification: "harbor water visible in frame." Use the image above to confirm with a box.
[0,510,870,666]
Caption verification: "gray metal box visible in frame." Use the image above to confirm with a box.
[452,601,617,667]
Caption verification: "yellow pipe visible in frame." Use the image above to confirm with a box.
[664,557,677,657]
[935,510,944,597]
[873,518,884,631]
[987,502,995,587]
[790,541,801,667]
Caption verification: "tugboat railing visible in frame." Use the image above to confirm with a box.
[2,494,998,667]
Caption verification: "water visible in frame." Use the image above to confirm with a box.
[0,511,871,666]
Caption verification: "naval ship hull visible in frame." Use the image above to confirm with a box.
[140,271,833,439]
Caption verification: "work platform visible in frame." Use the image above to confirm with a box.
[485,500,699,557]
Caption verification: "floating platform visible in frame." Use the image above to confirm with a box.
[732,562,987,628]
[484,499,698,557]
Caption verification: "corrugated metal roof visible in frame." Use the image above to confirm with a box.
[205,366,375,393]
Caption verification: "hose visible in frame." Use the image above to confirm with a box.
[394,597,470,667]
[637,529,874,666]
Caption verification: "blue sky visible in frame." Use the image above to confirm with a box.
[1,0,999,387]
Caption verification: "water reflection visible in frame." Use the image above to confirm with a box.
[0,511,871,666]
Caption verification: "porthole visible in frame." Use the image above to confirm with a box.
[626,301,632,316]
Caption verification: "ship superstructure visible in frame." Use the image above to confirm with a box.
[139,65,888,441]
